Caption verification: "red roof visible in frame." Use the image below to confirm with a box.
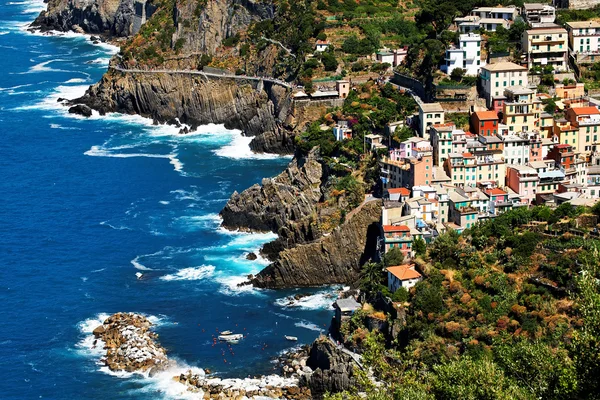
[315,40,330,45]
[388,188,411,195]
[383,225,410,233]
[462,152,474,158]
[485,188,507,196]
[474,111,498,121]
[387,265,422,280]
[571,106,600,115]
[555,144,571,149]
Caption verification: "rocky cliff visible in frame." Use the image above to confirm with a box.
[32,0,137,37]
[250,200,382,288]
[77,69,295,153]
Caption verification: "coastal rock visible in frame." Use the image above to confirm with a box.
[68,104,93,117]
[93,312,169,373]
[251,201,382,288]
[32,0,137,37]
[246,252,258,261]
[302,336,356,399]
[77,71,294,154]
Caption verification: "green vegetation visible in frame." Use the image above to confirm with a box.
[557,5,600,25]
[330,205,600,399]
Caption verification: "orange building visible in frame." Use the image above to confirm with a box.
[471,110,499,136]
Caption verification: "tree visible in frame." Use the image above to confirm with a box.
[360,262,384,294]
[383,248,405,267]
[322,51,338,71]
[450,67,465,82]
[413,237,426,257]
[392,287,409,302]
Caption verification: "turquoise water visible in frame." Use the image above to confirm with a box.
[0,2,334,398]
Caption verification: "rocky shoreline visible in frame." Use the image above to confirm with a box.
[89,313,357,399]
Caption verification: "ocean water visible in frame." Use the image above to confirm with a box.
[0,2,335,398]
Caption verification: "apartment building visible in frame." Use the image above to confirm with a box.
[566,106,600,154]
[443,33,486,76]
[522,25,569,71]
[502,86,542,133]
[430,123,456,166]
[471,110,499,136]
[480,62,528,110]
[380,151,434,189]
[418,102,445,139]
[506,165,539,204]
[503,133,531,165]
[566,20,600,64]
[522,3,556,26]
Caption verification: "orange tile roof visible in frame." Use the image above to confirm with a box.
[388,187,411,195]
[474,111,498,120]
[463,152,474,158]
[571,106,600,115]
[485,188,507,196]
[383,225,410,232]
[387,265,422,280]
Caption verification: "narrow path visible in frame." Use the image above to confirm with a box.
[345,194,379,222]
[109,65,293,89]
[327,335,364,370]
[260,36,296,58]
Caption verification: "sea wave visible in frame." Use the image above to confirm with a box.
[213,131,292,160]
[274,290,337,310]
[294,320,324,332]
[160,265,215,281]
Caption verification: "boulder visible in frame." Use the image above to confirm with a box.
[246,252,258,261]
[68,104,92,117]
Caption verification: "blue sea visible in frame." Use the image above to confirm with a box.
[0,1,335,398]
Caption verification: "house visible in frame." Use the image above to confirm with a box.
[381,225,413,256]
[471,110,499,136]
[418,102,445,139]
[376,50,395,65]
[484,187,512,214]
[387,264,422,292]
[566,106,600,154]
[443,33,486,76]
[387,120,405,135]
[380,151,434,189]
[502,86,542,133]
[566,20,600,64]
[430,123,456,166]
[522,3,556,26]
[506,165,539,204]
[522,25,569,71]
[479,62,528,110]
[315,40,330,52]
[336,80,350,99]
[365,134,387,151]
[333,122,352,141]
[386,187,411,202]
[333,298,361,328]
[554,82,585,100]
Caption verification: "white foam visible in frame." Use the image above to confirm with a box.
[159,200,170,205]
[172,214,222,231]
[160,265,215,281]
[213,131,292,160]
[100,221,132,231]
[131,256,154,271]
[65,78,87,83]
[294,321,324,332]
[214,274,264,296]
[275,291,337,310]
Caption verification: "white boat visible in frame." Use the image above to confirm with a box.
[218,333,243,342]
[220,330,233,335]
[135,272,143,280]
[285,335,298,341]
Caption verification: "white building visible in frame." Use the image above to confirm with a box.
[315,40,330,52]
[522,3,556,26]
[387,265,423,292]
[522,25,569,71]
[503,133,531,165]
[443,33,486,76]
[566,21,600,64]
[479,62,528,109]
[418,102,445,140]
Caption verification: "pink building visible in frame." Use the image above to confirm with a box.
[529,132,543,163]
[506,165,539,204]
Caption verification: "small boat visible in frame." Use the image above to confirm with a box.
[135,272,143,280]
[220,330,233,335]
[218,333,244,342]
[285,335,298,341]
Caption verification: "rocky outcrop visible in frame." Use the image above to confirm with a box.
[92,312,170,373]
[68,104,93,117]
[77,70,295,154]
[32,0,136,37]
[302,336,356,399]
[250,200,382,288]
[220,148,326,233]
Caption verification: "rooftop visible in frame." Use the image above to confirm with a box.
[474,110,499,120]
[419,102,444,113]
[485,187,508,196]
[387,265,422,281]
[334,298,361,312]
[566,21,600,29]
[482,62,526,72]
[570,106,600,116]
[387,187,411,195]
[383,225,411,233]
[526,26,566,34]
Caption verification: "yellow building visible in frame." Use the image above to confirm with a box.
[502,87,542,133]
[522,26,568,71]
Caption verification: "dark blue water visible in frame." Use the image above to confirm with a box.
[0,2,335,398]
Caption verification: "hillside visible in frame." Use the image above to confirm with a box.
[331,204,600,399]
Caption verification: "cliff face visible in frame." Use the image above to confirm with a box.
[32,0,136,36]
[250,201,381,288]
[77,69,295,153]
[220,148,325,234]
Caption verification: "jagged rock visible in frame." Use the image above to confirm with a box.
[246,252,258,261]
[92,325,105,337]
[68,104,93,117]
[302,336,356,399]
[31,0,137,37]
